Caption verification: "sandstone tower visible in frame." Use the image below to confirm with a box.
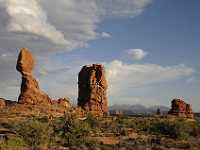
[78,64,108,116]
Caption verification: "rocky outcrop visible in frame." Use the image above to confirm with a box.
[186,104,194,119]
[52,98,72,109]
[168,99,194,119]
[0,98,6,109]
[57,98,71,108]
[78,64,108,116]
[0,98,17,109]
[16,48,51,105]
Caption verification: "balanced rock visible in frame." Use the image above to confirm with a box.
[168,99,194,119]
[78,64,108,116]
[16,48,51,105]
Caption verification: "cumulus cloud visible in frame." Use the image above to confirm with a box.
[0,0,99,52]
[0,0,151,53]
[106,60,194,95]
[127,49,148,60]
[5,0,69,45]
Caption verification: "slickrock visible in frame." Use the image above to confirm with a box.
[16,48,51,105]
[78,64,108,116]
[168,99,194,119]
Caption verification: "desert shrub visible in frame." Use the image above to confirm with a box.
[13,119,53,150]
[188,122,200,137]
[126,118,153,132]
[150,120,200,140]
[116,115,129,126]
[0,136,28,150]
[86,113,101,128]
[52,112,97,148]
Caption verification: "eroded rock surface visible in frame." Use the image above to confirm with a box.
[16,48,51,105]
[78,64,108,116]
[51,98,72,109]
[0,98,6,109]
[168,99,194,119]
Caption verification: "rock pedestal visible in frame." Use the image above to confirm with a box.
[168,99,194,119]
[16,48,51,105]
[78,64,108,116]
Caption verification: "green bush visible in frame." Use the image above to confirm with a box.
[85,113,100,129]
[13,119,53,150]
[0,136,28,150]
[52,112,97,148]
[150,120,200,140]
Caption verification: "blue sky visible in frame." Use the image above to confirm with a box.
[0,0,199,111]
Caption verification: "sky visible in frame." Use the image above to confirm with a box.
[0,0,200,111]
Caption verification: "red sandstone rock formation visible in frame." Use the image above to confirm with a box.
[16,48,51,105]
[168,99,194,119]
[186,104,194,118]
[57,98,71,108]
[51,98,72,109]
[0,98,6,109]
[78,64,108,116]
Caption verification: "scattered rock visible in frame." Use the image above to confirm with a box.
[78,64,108,116]
[55,98,72,108]
[168,99,194,119]
[16,48,51,105]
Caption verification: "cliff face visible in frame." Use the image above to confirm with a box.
[16,48,51,105]
[78,64,108,116]
[168,99,194,119]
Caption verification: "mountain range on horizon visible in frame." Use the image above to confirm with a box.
[109,104,170,115]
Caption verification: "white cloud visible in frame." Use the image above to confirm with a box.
[97,0,152,17]
[127,49,148,60]
[5,0,69,45]
[106,60,194,95]
[0,0,152,52]
[101,32,112,38]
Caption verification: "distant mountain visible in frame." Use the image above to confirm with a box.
[109,104,169,115]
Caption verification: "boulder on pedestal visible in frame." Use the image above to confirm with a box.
[16,48,51,105]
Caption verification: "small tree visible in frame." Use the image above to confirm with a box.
[156,108,161,115]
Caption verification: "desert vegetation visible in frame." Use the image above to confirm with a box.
[0,112,200,150]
